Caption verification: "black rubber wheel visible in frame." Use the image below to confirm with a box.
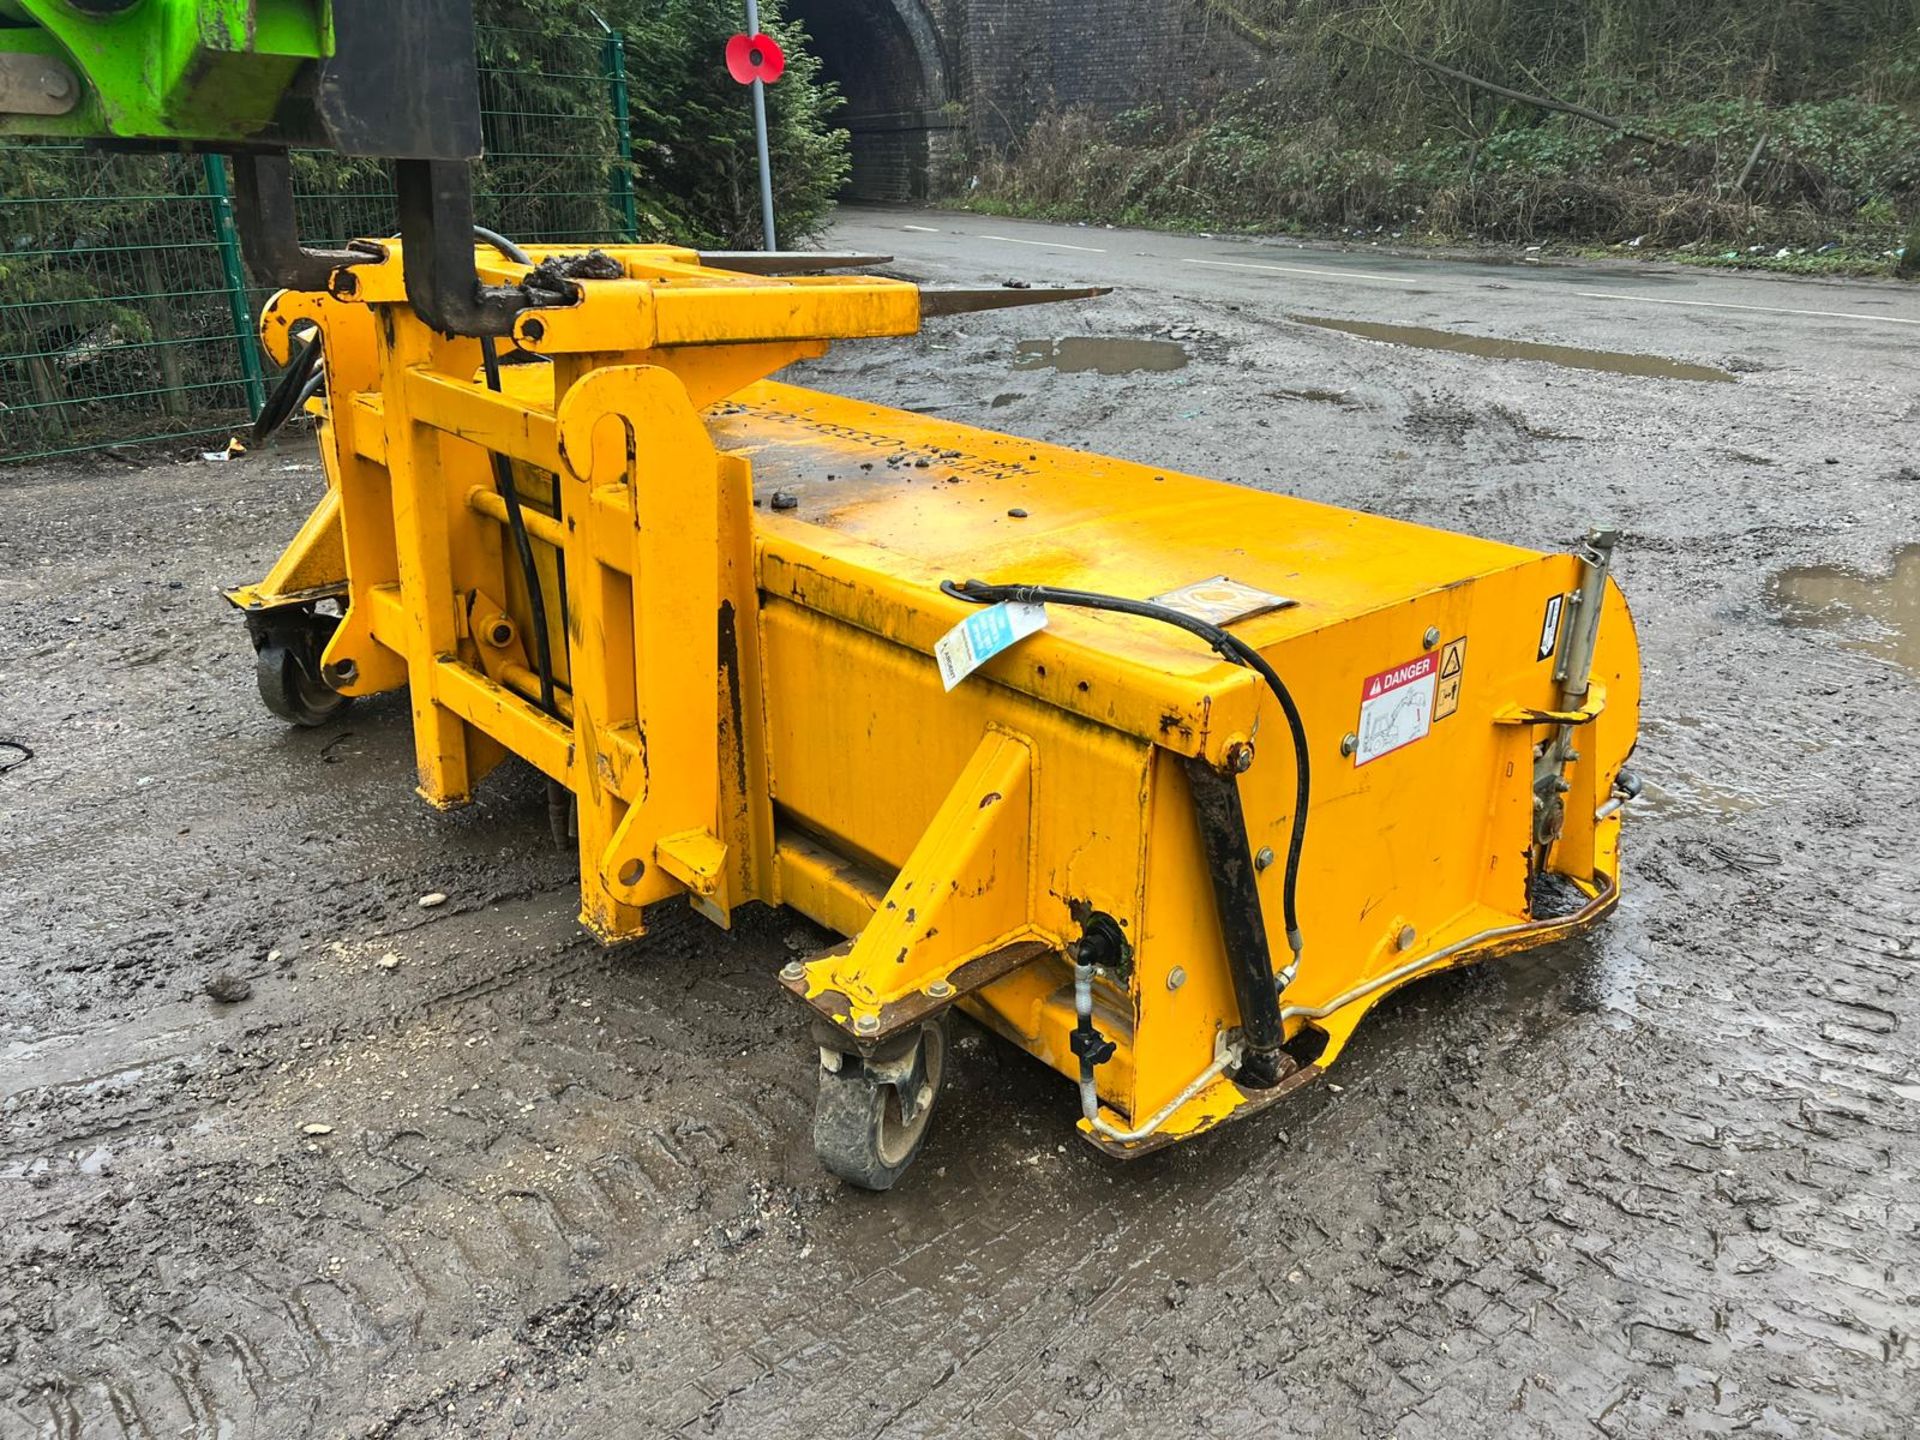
[813,1017,948,1191]
[247,609,350,728]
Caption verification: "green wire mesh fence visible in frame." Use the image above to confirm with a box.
[0,26,638,464]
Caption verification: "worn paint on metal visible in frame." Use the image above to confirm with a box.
[1,0,328,143]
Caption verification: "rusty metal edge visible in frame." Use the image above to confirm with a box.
[1079,1063,1325,1160]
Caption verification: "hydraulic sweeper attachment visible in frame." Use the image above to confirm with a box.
[229,240,1641,1189]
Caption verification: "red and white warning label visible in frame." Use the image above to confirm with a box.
[1355,653,1438,765]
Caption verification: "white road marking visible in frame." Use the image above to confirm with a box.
[1577,290,1920,327]
[981,233,1108,253]
[901,224,941,233]
[1181,256,1420,285]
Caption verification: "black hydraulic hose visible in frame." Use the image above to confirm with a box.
[472,225,572,649]
[474,224,579,854]
[252,229,529,450]
[251,326,324,444]
[479,337,558,720]
[472,226,532,267]
[475,225,574,848]
[470,225,563,725]
[548,469,572,646]
[294,368,326,411]
[941,578,1311,983]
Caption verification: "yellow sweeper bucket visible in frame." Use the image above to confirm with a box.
[228,243,1640,1189]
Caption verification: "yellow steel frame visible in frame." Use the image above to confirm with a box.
[233,241,1642,1158]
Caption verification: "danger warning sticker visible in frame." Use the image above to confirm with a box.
[1355,652,1438,765]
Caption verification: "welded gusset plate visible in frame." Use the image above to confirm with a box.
[782,938,1053,1052]
[1079,1064,1324,1160]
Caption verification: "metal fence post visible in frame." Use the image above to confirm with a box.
[601,29,640,241]
[201,154,267,419]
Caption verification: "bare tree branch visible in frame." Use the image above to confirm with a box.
[1339,33,1680,150]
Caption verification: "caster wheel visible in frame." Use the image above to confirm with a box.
[813,1015,948,1191]
[246,609,350,728]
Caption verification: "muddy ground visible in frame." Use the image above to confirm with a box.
[2,212,1917,1437]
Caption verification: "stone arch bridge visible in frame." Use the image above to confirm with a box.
[786,0,1249,201]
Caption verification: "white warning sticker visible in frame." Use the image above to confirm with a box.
[1355,653,1438,765]
[1537,593,1565,661]
[934,601,1048,691]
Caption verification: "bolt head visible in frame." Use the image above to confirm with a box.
[1396,925,1417,951]
[926,979,954,999]
[1167,966,1187,991]
[1255,845,1275,871]
[1228,742,1255,773]
[1340,732,1358,757]
[779,959,805,983]
[853,1012,880,1035]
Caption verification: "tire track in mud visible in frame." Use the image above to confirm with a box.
[2,896,827,1439]
[345,635,1920,1438]
[1,892,594,1163]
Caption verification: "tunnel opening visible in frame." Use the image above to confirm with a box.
[787,0,956,202]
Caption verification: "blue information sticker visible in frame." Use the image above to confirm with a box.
[934,601,1049,691]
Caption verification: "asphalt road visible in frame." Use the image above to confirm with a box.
[1,208,1916,1438]
[831,202,1920,341]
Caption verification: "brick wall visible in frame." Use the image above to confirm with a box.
[957,0,1253,151]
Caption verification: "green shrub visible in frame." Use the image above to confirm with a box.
[478,0,847,248]
[973,1,1920,261]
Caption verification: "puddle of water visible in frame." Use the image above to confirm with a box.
[1770,545,1920,676]
[1014,337,1188,376]
[1639,774,1764,818]
[1288,314,1736,383]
